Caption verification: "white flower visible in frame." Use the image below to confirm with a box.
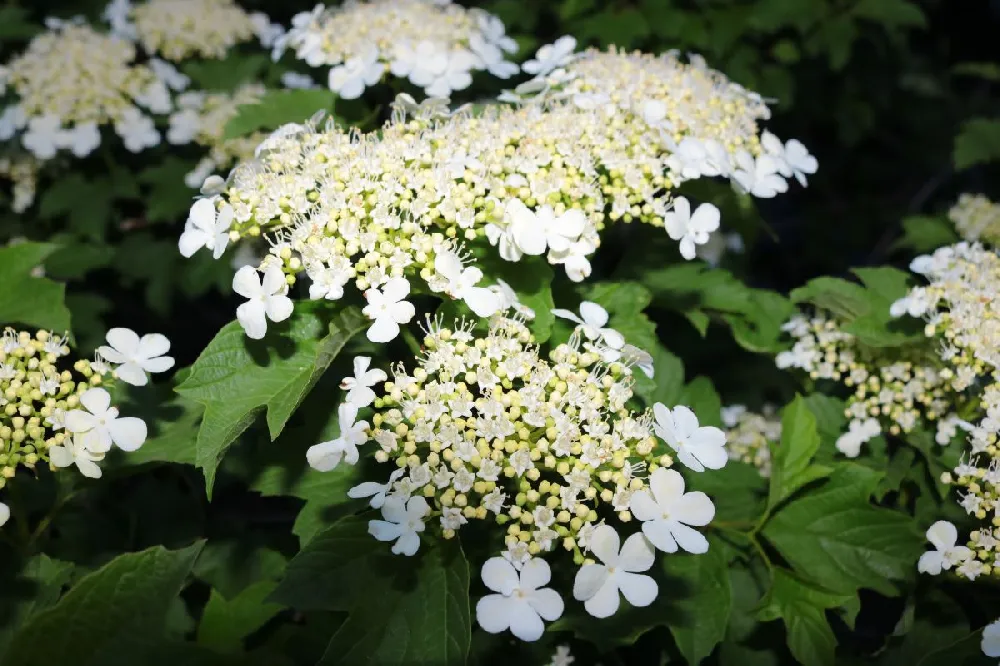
[762,132,817,186]
[523,36,577,77]
[551,302,625,349]
[489,279,535,319]
[49,434,104,478]
[0,105,27,141]
[149,58,189,91]
[97,328,174,387]
[917,520,973,575]
[476,556,564,641]
[0,500,9,527]
[572,525,657,618]
[58,123,101,158]
[434,250,501,317]
[548,645,575,666]
[348,467,405,509]
[167,109,200,145]
[362,277,416,343]
[281,71,317,89]
[982,619,1000,661]
[368,495,430,556]
[306,402,369,472]
[664,197,721,261]
[341,356,387,408]
[328,45,385,100]
[835,418,880,458]
[64,387,147,453]
[629,468,715,554]
[504,199,587,258]
[469,34,518,79]
[233,266,294,340]
[114,108,160,153]
[420,48,478,98]
[653,404,727,472]
[22,114,63,159]
[732,151,788,199]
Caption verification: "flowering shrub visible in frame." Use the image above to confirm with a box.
[2,1,1000,666]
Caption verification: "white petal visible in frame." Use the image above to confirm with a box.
[237,300,268,339]
[649,467,685,507]
[573,564,609,601]
[618,533,655,572]
[615,571,658,608]
[382,277,411,302]
[63,410,98,433]
[671,406,700,438]
[76,456,103,478]
[49,445,74,467]
[305,441,342,472]
[588,524,621,566]
[136,333,171,360]
[391,531,421,556]
[917,551,944,575]
[507,601,545,641]
[642,520,679,553]
[105,327,141,357]
[526,587,564,621]
[232,266,262,299]
[464,287,501,317]
[114,362,148,387]
[261,266,286,295]
[481,557,519,595]
[926,520,958,552]
[518,557,552,592]
[675,491,715,526]
[476,594,515,634]
[578,301,609,328]
[366,316,400,343]
[97,345,128,364]
[79,387,111,416]
[265,294,294,323]
[141,356,175,374]
[380,496,408,523]
[347,481,385,500]
[629,490,660,522]
[368,519,404,542]
[670,522,710,554]
[108,416,147,451]
[583,579,620,618]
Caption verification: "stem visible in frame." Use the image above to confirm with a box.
[401,327,422,356]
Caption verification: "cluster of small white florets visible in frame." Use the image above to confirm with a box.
[0,326,175,528]
[167,84,267,188]
[274,0,518,99]
[0,155,39,213]
[104,0,282,62]
[721,404,779,477]
[0,20,186,159]
[503,44,818,212]
[303,304,728,639]
[948,194,1000,246]
[777,311,960,457]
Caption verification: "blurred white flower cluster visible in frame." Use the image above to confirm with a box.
[104,0,282,62]
[0,22,182,159]
[274,0,518,99]
[948,193,1000,246]
[303,306,727,638]
[0,156,39,213]
[167,84,267,188]
[721,404,779,476]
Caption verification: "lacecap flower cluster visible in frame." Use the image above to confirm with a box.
[0,327,174,528]
[305,302,728,639]
[0,20,186,159]
[179,45,815,342]
[274,0,518,99]
[721,404,779,477]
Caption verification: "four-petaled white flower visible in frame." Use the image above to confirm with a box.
[434,250,501,317]
[664,197,721,261]
[917,520,973,575]
[362,277,416,343]
[49,434,105,479]
[505,199,587,258]
[731,151,789,199]
[761,131,818,186]
[97,327,174,387]
[233,265,294,340]
[179,199,232,259]
[114,108,160,153]
[629,468,715,554]
[64,387,147,453]
[523,36,577,77]
[328,45,385,100]
[982,619,1000,662]
[552,302,625,350]
[476,556,564,641]
[348,467,405,509]
[306,402,369,472]
[573,525,657,618]
[341,356,387,408]
[652,403,727,472]
[368,495,430,556]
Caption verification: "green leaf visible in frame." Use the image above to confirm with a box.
[762,465,923,596]
[0,6,39,39]
[0,555,75,656]
[0,242,71,331]
[665,542,732,664]
[139,158,199,223]
[757,569,851,666]
[768,396,831,508]
[790,277,870,320]
[632,344,685,409]
[851,0,926,28]
[583,281,657,351]
[176,305,366,496]
[954,118,1000,170]
[193,543,287,600]
[38,174,113,241]
[317,540,471,666]
[197,581,285,653]
[224,90,336,139]
[119,391,203,468]
[952,62,1000,82]
[891,216,958,253]
[681,376,722,428]
[476,253,555,342]
[43,242,114,280]
[2,542,204,666]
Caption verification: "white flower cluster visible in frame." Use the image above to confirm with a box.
[0,22,182,158]
[0,155,39,213]
[721,404,779,476]
[776,311,959,457]
[505,43,818,207]
[0,327,172,496]
[167,84,267,188]
[948,193,1000,246]
[104,0,282,62]
[275,0,517,99]
[304,305,727,639]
